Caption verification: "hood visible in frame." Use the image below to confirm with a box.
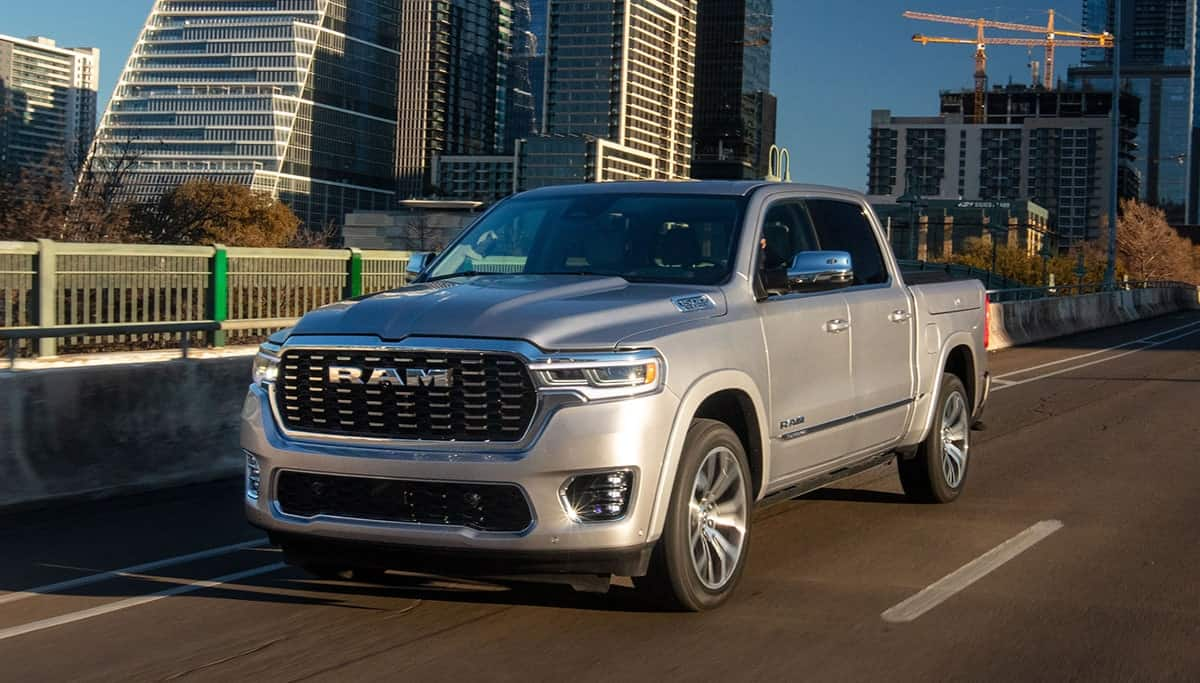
[287,274,728,350]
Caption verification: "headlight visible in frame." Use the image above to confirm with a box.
[531,351,663,401]
[251,346,280,386]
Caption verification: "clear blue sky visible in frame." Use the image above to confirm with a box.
[4,0,1086,190]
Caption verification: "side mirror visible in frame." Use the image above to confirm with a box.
[787,251,854,290]
[406,251,436,277]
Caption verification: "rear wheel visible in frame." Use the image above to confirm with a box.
[899,373,971,503]
[640,419,753,611]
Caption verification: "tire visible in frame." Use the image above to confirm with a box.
[898,373,971,504]
[639,418,753,611]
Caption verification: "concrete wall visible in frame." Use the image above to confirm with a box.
[1,356,252,509]
[987,286,1200,350]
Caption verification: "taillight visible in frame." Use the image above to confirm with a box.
[983,293,991,349]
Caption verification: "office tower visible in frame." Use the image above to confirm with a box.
[868,87,1137,244]
[399,0,514,197]
[1075,0,1197,222]
[0,35,98,186]
[504,0,538,150]
[691,0,777,179]
[88,0,402,229]
[542,0,699,180]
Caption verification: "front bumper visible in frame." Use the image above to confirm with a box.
[241,383,679,569]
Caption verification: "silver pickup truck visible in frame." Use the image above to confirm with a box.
[242,181,990,610]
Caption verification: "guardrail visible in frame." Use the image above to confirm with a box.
[985,280,1196,303]
[0,240,412,358]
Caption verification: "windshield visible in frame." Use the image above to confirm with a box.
[424,193,746,285]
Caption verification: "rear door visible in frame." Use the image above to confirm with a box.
[808,199,915,454]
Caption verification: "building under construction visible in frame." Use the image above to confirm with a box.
[868,84,1138,245]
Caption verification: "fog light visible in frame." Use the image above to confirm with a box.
[245,452,261,500]
[561,470,633,522]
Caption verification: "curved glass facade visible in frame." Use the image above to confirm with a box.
[89,0,400,229]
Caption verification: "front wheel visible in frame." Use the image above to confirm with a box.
[898,373,971,503]
[639,419,753,611]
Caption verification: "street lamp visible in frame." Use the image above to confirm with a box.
[897,171,928,260]
[1039,233,1055,286]
[987,221,1006,289]
[1104,0,1122,287]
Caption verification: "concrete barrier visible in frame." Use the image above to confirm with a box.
[1,355,253,509]
[987,286,1200,350]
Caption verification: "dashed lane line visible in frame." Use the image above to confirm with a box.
[882,520,1064,623]
[0,539,268,607]
[0,562,287,642]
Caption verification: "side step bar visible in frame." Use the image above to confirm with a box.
[757,451,896,509]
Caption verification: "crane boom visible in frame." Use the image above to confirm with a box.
[906,8,1114,121]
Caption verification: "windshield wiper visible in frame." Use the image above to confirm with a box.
[423,270,518,282]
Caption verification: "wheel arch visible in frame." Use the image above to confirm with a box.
[648,371,770,542]
[906,331,983,446]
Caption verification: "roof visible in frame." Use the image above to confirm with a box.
[517,180,867,200]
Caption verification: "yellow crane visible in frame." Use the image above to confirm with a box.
[905,10,1113,121]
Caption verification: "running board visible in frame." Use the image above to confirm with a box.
[757,451,896,509]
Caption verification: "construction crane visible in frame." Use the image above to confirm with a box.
[905,10,1113,121]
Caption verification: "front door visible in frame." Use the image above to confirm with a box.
[756,200,856,484]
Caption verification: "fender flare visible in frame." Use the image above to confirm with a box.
[909,331,982,445]
[645,370,771,542]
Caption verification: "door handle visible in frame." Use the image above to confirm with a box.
[889,309,912,323]
[824,319,850,334]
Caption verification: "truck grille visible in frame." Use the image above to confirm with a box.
[275,349,537,442]
[275,471,534,533]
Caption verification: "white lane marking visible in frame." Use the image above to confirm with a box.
[995,319,1200,380]
[0,562,287,642]
[0,539,268,606]
[992,326,1200,393]
[881,520,1063,623]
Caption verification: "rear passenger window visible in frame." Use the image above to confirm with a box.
[806,200,889,285]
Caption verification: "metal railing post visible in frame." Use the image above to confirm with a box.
[347,248,363,298]
[209,244,228,348]
[35,239,57,358]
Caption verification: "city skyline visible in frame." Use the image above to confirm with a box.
[3,0,1089,192]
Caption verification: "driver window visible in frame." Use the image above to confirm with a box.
[758,202,818,293]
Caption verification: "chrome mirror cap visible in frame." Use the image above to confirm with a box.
[406,251,436,277]
[787,251,854,288]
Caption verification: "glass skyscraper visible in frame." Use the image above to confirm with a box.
[690,0,776,179]
[1074,0,1198,223]
[398,0,514,197]
[88,0,401,229]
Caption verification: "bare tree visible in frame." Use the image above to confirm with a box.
[1115,198,1194,282]
[404,214,444,252]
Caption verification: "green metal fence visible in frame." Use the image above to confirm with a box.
[0,240,413,358]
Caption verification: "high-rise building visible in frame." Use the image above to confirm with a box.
[88,0,402,229]
[542,0,699,180]
[398,0,514,197]
[0,35,98,186]
[690,0,776,180]
[504,0,537,151]
[1075,0,1198,222]
[868,87,1138,244]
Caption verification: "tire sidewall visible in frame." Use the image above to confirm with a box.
[661,419,754,611]
[928,374,970,502]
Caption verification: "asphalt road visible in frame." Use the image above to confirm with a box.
[3,311,1200,682]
